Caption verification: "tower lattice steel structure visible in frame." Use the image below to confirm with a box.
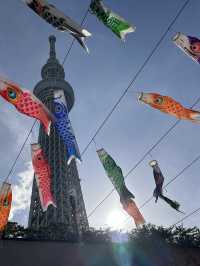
[28,36,89,236]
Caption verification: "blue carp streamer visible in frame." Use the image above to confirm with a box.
[54,90,81,165]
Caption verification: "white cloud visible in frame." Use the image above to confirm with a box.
[10,162,34,225]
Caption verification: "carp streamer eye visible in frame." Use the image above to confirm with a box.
[155,97,163,104]
[191,44,200,52]
[55,104,62,113]
[8,88,17,99]
[54,103,65,116]
[3,198,9,207]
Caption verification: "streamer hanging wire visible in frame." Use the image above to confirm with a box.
[121,152,200,228]
[4,120,37,183]
[172,207,200,227]
[148,152,153,159]
[93,139,98,151]
[62,8,90,65]
[81,0,191,157]
[87,94,200,219]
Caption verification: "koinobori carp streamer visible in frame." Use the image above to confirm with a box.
[90,0,135,40]
[97,148,145,227]
[122,199,145,228]
[53,90,81,165]
[23,0,91,52]
[31,143,56,211]
[0,78,53,135]
[0,182,12,233]
[139,92,200,123]
[173,32,200,64]
[149,160,183,213]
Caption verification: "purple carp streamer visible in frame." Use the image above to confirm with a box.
[149,160,183,213]
[173,32,200,64]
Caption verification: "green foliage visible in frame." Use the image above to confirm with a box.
[82,228,111,243]
[128,224,200,248]
[3,222,79,242]
[172,226,200,248]
[3,222,27,239]
[2,222,200,248]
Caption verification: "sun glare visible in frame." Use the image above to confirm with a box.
[106,209,126,230]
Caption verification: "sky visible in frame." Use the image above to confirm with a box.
[0,0,200,231]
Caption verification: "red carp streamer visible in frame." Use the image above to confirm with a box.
[0,79,53,135]
[122,199,145,228]
[31,143,56,211]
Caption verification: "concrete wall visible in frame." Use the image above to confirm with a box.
[0,240,199,266]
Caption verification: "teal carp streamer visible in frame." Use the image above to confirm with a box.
[97,148,134,202]
[97,148,145,227]
[90,0,135,40]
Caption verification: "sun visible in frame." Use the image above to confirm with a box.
[106,209,126,230]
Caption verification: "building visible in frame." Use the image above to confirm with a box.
[28,35,89,237]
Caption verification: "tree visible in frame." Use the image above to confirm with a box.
[82,228,111,243]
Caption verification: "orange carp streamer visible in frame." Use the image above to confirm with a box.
[138,92,200,123]
[0,182,12,233]
[0,79,53,135]
[122,199,145,228]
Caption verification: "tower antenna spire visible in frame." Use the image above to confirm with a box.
[49,35,56,59]
[41,35,66,81]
